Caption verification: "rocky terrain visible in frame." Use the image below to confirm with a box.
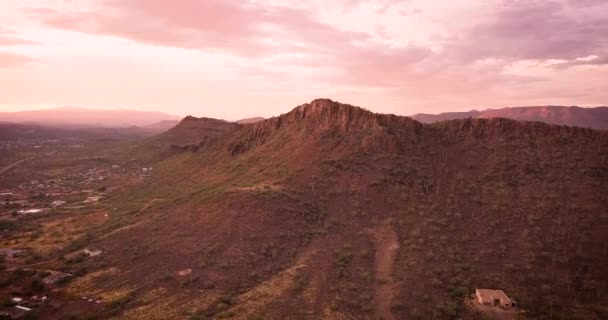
[1,99,607,320]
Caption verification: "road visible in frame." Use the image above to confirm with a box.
[0,156,35,176]
[374,222,400,320]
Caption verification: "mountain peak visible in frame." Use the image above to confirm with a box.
[281,98,384,131]
[223,99,421,156]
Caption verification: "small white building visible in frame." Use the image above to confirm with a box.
[84,196,101,204]
[84,248,103,257]
[475,289,515,309]
[51,200,66,207]
[17,208,44,215]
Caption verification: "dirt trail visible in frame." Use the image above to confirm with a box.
[0,156,35,176]
[374,222,400,320]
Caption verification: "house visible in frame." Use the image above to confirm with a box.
[475,289,515,308]
[17,209,44,215]
[83,248,103,257]
[177,268,192,277]
[14,307,30,312]
[51,200,66,207]
[84,196,101,204]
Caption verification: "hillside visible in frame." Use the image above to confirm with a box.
[151,116,238,147]
[143,120,181,132]
[411,106,608,129]
[114,115,240,166]
[0,106,181,128]
[236,117,265,124]
[71,99,608,320]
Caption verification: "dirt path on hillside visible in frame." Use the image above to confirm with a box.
[0,156,35,176]
[374,222,400,320]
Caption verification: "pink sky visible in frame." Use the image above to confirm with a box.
[0,0,607,120]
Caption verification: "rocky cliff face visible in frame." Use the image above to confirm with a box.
[217,99,606,157]
[221,99,422,155]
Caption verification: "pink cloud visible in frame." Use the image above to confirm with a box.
[0,28,32,45]
[448,0,608,66]
[24,0,434,88]
[0,52,35,67]
[0,0,604,115]
[25,1,371,57]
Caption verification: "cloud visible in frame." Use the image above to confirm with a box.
[448,0,608,67]
[24,0,433,87]
[25,0,370,56]
[0,28,32,45]
[9,0,607,112]
[0,52,35,67]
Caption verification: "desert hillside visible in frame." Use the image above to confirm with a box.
[72,99,608,320]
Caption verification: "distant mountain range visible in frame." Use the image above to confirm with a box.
[0,106,181,128]
[1,105,606,132]
[0,107,268,131]
[411,105,608,129]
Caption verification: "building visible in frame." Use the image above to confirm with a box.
[83,248,103,257]
[475,289,515,308]
[14,307,31,312]
[51,200,66,207]
[84,196,101,204]
[17,209,44,215]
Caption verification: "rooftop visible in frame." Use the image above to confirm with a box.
[476,289,512,302]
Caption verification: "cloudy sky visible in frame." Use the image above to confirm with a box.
[0,0,607,120]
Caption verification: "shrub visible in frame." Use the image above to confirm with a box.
[334,245,354,278]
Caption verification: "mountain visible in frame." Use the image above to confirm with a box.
[236,117,265,124]
[86,99,608,320]
[0,106,181,128]
[411,110,481,123]
[142,120,181,132]
[411,106,608,129]
[154,115,238,147]
[0,122,159,141]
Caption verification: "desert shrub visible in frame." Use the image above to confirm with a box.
[29,278,44,292]
[75,268,88,276]
[434,301,460,319]
[334,245,354,278]
[292,272,307,292]
[248,313,265,320]
[190,311,209,320]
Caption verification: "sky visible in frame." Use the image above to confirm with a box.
[0,0,607,120]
